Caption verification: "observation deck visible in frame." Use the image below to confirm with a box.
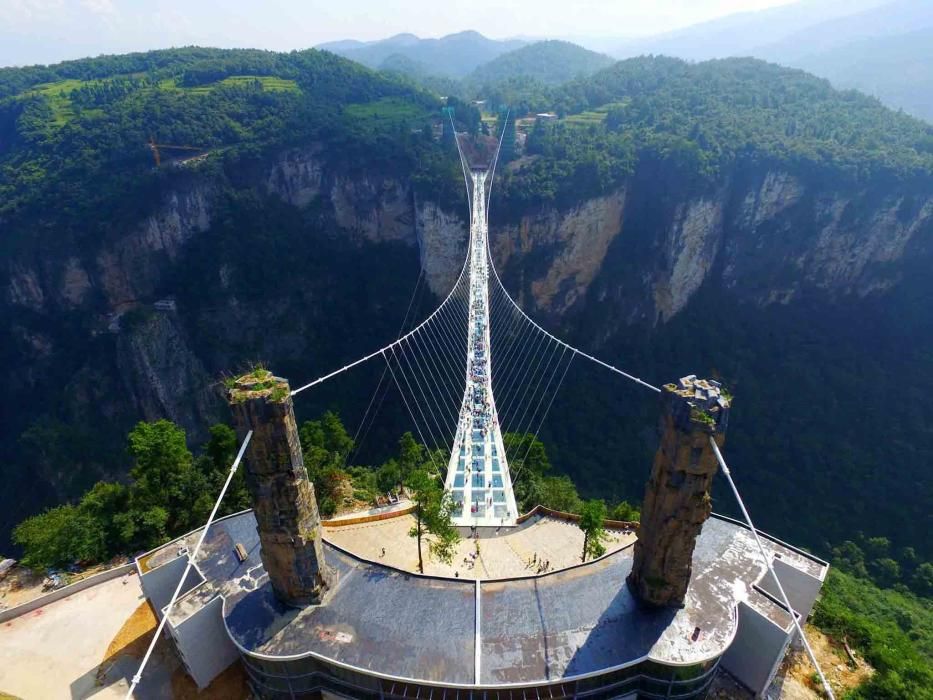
[138,509,827,695]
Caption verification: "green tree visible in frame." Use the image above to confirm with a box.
[610,500,640,522]
[127,420,205,534]
[195,423,250,514]
[832,540,869,579]
[300,411,355,483]
[871,558,902,588]
[579,499,608,562]
[398,431,427,482]
[911,563,933,598]
[376,459,403,494]
[13,504,106,569]
[112,505,169,553]
[536,475,583,513]
[813,568,933,699]
[506,432,554,512]
[407,469,460,573]
[79,481,130,554]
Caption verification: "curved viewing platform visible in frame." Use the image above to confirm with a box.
[137,507,827,691]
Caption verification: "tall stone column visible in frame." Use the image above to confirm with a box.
[227,370,332,607]
[628,375,730,608]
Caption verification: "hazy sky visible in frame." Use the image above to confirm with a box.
[1,0,801,67]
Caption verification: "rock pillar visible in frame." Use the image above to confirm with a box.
[227,370,331,607]
[628,375,730,608]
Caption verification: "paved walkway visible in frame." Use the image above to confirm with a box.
[324,514,636,578]
[0,573,146,699]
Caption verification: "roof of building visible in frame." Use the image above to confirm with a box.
[141,511,827,688]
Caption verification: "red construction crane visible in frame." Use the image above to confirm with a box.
[147,135,205,167]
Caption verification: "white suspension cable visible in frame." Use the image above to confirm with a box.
[486,163,661,393]
[399,337,456,452]
[709,438,836,700]
[449,109,473,220]
[126,430,252,699]
[497,327,552,428]
[514,351,575,481]
[290,224,472,397]
[383,350,441,474]
[408,329,461,416]
[392,344,446,454]
[348,267,427,463]
[483,206,659,394]
[485,108,510,221]
[509,341,567,441]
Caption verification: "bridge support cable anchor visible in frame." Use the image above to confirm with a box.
[289,232,472,397]
[710,437,837,700]
[125,430,253,699]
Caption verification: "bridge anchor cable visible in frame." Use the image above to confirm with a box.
[710,437,836,700]
[126,431,253,699]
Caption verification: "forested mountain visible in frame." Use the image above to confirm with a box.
[466,41,614,88]
[316,30,526,78]
[2,49,933,688]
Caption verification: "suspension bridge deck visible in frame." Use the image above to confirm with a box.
[140,509,826,688]
[443,170,519,526]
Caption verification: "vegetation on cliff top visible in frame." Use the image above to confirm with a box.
[10,412,932,698]
[0,47,461,236]
[492,56,933,215]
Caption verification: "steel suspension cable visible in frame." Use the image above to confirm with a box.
[383,350,440,474]
[482,227,659,395]
[392,344,447,454]
[515,351,575,479]
[400,336,457,450]
[126,431,252,699]
[709,438,836,700]
[290,225,472,397]
[348,266,428,464]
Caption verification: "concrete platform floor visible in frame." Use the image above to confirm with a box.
[323,514,636,578]
[0,573,151,700]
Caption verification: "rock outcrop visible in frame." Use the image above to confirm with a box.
[628,376,730,608]
[3,142,932,551]
[228,372,332,607]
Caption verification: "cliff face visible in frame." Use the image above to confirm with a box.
[6,148,932,451]
[2,144,932,552]
[491,164,933,327]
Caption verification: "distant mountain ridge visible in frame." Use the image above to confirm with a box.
[316,30,526,78]
[467,41,614,87]
[586,0,933,123]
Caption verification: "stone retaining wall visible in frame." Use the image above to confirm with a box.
[0,562,136,623]
[516,504,639,531]
[322,505,416,528]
